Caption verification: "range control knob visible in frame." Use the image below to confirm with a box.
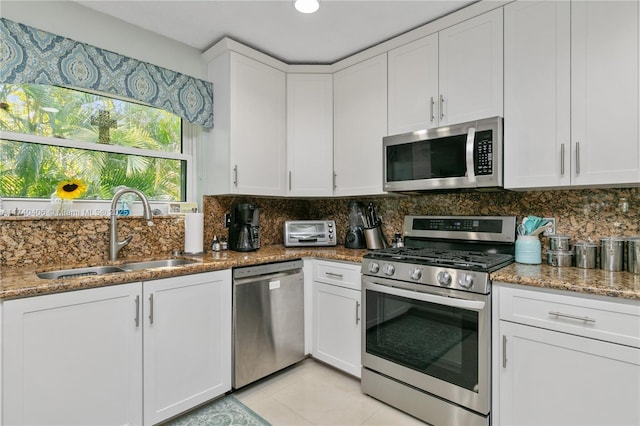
[382,263,395,276]
[368,262,380,274]
[409,268,422,280]
[437,271,452,286]
[458,273,474,289]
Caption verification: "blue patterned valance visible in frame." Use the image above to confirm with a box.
[0,18,213,128]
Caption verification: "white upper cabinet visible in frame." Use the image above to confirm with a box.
[286,74,334,196]
[206,51,286,196]
[504,0,639,189]
[570,1,640,186]
[438,8,504,126]
[333,53,388,196]
[388,8,503,134]
[388,33,439,134]
[504,0,571,188]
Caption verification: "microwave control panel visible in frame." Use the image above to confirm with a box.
[474,131,493,176]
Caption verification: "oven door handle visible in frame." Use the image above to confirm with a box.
[365,281,486,312]
[465,127,477,183]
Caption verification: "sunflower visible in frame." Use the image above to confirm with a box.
[55,178,87,200]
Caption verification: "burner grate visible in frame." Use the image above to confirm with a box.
[367,247,513,271]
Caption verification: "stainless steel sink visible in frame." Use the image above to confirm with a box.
[121,258,199,271]
[37,266,127,280]
[37,259,199,279]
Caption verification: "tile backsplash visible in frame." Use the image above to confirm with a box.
[2,188,638,268]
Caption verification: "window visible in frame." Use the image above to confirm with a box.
[0,84,187,202]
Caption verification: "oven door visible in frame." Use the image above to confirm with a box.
[362,276,491,415]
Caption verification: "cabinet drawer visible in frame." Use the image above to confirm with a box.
[313,260,361,290]
[498,285,640,348]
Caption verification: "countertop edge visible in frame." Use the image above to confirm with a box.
[2,247,639,301]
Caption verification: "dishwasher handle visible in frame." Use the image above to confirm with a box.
[234,268,302,286]
[233,259,304,280]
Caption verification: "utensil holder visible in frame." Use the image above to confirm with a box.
[364,225,388,250]
[515,235,541,264]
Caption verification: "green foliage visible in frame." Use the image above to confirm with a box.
[0,84,183,200]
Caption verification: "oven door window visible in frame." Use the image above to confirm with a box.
[365,289,479,392]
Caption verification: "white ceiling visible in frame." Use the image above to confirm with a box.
[74,0,476,64]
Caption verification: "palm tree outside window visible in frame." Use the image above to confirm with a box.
[0,83,186,202]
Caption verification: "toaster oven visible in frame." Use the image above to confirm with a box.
[284,220,336,247]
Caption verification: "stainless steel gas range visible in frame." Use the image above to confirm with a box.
[361,215,517,426]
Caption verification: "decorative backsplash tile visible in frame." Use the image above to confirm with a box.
[1,188,638,268]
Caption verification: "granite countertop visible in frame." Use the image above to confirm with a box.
[2,245,640,301]
[0,245,367,300]
[492,262,640,300]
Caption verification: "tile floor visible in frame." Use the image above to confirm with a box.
[233,358,426,425]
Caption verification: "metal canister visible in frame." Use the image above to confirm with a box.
[547,250,574,267]
[549,235,571,251]
[627,237,640,274]
[574,242,598,269]
[600,237,626,271]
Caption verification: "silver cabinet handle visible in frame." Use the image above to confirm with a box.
[439,94,445,120]
[575,142,580,174]
[325,271,343,278]
[560,143,565,175]
[134,295,140,327]
[355,301,361,325]
[149,293,154,325]
[430,96,435,122]
[289,171,292,191]
[233,165,238,187]
[502,335,507,368]
[549,311,595,323]
[333,172,337,190]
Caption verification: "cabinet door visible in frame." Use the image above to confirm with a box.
[286,73,334,196]
[2,283,143,426]
[230,52,286,196]
[571,1,640,186]
[438,8,503,126]
[499,321,640,426]
[504,0,571,189]
[388,33,439,134]
[333,53,387,196]
[143,270,232,425]
[312,281,361,377]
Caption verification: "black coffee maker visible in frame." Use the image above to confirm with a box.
[344,201,366,249]
[229,203,260,252]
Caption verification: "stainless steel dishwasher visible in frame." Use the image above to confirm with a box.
[232,259,305,389]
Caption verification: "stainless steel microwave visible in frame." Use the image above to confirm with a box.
[383,116,503,192]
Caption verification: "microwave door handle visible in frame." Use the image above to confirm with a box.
[466,127,477,183]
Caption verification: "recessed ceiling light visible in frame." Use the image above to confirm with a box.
[294,0,320,14]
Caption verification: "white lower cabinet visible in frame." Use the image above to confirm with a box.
[2,270,232,426]
[2,283,144,426]
[312,260,361,377]
[494,284,640,426]
[143,271,232,425]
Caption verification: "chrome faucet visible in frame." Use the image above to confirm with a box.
[109,187,154,261]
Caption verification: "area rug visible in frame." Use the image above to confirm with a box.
[167,395,271,426]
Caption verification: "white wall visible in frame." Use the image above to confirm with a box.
[1,0,208,80]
